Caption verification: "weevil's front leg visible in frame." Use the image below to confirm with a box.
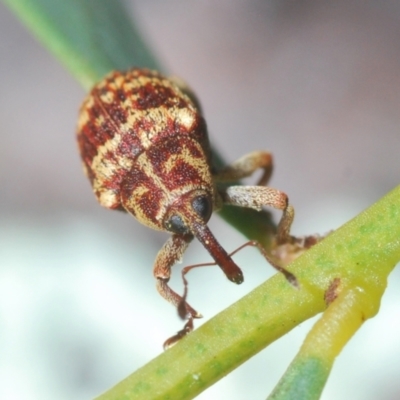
[220,186,294,244]
[214,151,273,186]
[154,233,202,319]
[155,234,204,349]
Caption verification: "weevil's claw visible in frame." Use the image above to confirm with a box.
[164,299,202,349]
[272,232,331,267]
[283,270,300,289]
[270,232,332,288]
[163,318,194,350]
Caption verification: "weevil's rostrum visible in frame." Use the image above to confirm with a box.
[77,68,298,348]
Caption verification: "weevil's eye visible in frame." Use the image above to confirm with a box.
[165,215,189,234]
[192,195,212,223]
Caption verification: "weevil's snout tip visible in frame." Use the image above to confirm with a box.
[229,270,244,284]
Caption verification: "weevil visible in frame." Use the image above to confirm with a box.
[77,68,297,348]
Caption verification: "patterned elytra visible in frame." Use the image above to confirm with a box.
[77,68,215,231]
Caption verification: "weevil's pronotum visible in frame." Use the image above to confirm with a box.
[77,68,299,348]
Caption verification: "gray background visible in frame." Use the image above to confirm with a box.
[1,1,400,399]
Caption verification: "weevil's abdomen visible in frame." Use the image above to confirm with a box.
[77,68,214,230]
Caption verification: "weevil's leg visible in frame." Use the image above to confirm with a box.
[214,151,273,186]
[154,233,202,319]
[220,185,294,244]
[157,233,200,350]
[276,204,295,244]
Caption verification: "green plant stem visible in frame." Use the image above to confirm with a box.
[267,183,400,399]
[96,186,400,399]
[268,288,371,400]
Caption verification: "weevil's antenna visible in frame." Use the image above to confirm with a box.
[178,239,299,318]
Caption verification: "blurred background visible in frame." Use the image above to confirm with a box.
[1,0,400,399]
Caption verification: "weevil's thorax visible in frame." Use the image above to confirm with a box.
[120,133,216,231]
[77,68,217,231]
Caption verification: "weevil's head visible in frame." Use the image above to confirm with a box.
[163,189,213,236]
[163,188,244,285]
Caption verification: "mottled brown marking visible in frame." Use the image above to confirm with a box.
[324,278,341,305]
[77,68,211,215]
